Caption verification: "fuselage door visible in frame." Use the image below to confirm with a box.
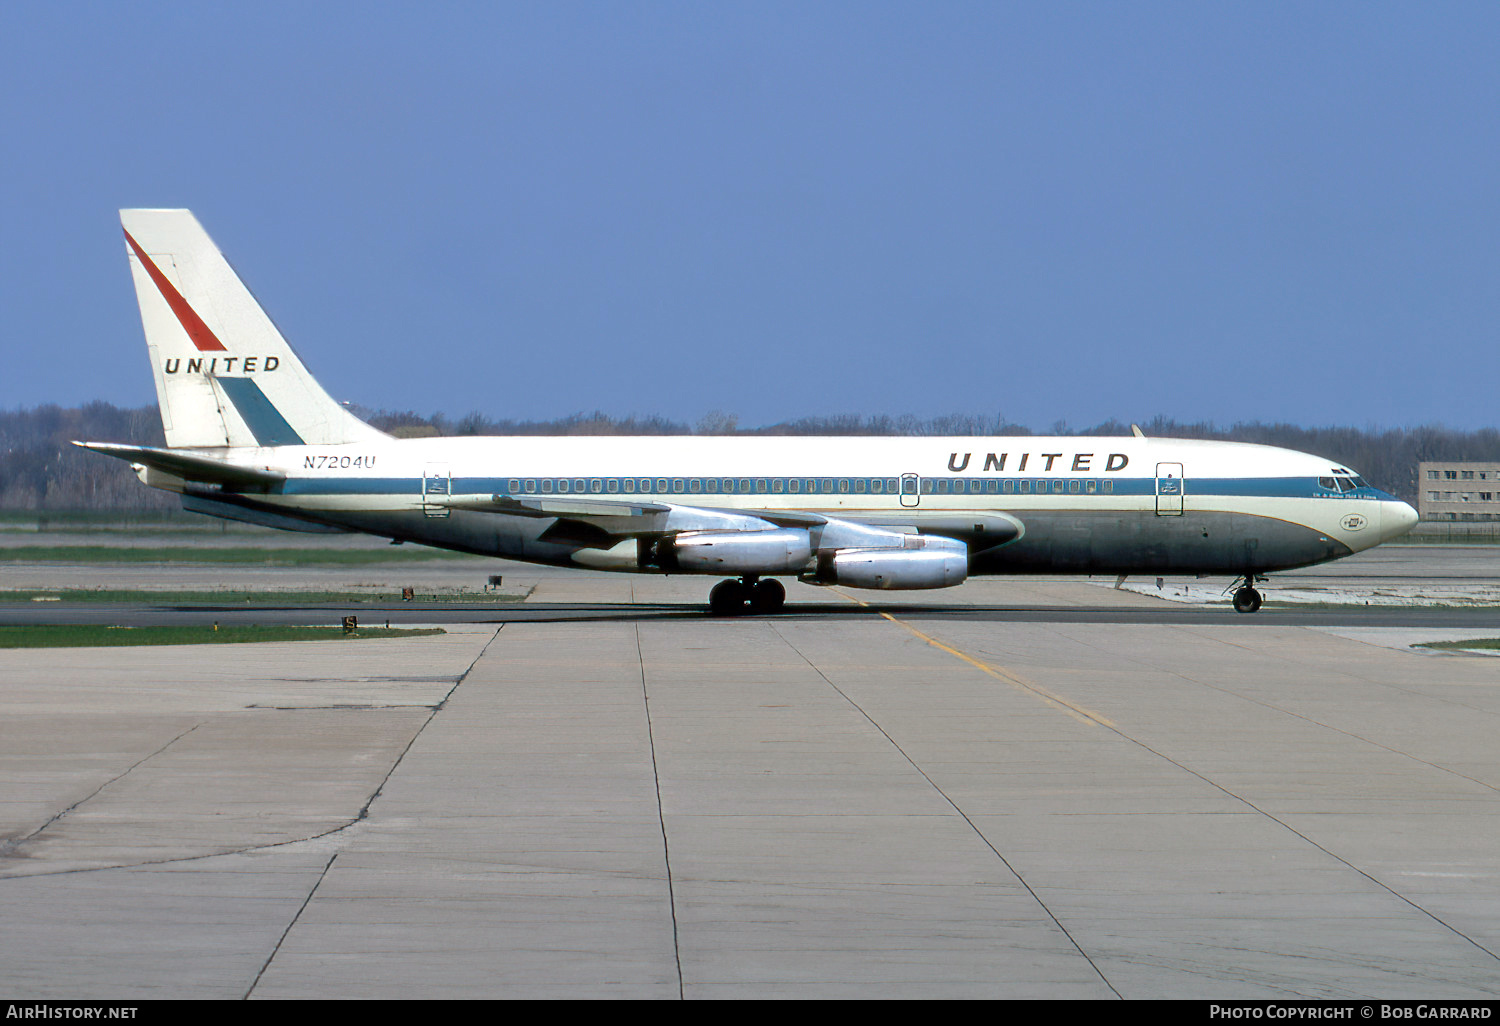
[900,473,921,508]
[1155,462,1184,516]
[422,463,452,518]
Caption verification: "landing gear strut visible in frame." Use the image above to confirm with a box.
[1231,574,1264,614]
[708,576,786,616]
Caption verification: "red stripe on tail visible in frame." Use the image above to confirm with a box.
[123,229,227,352]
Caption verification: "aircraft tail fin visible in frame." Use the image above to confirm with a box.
[119,209,389,449]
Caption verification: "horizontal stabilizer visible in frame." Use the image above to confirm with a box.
[73,441,285,488]
[181,494,351,533]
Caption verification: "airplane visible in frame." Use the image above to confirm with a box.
[79,209,1419,615]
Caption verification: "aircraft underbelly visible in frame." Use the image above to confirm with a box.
[315,504,1348,578]
[970,510,1350,575]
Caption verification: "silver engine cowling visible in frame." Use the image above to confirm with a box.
[823,548,969,590]
[666,528,813,575]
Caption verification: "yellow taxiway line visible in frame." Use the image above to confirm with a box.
[836,591,1116,729]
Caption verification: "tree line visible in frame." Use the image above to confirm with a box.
[4,401,1498,511]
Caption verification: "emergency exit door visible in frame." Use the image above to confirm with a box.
[900,473,921,507]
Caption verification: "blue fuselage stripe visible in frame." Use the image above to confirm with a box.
[275,476,1395,502]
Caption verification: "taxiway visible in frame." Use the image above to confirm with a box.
[2,549,1500,998]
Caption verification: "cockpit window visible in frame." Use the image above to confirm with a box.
[1351,476,1367,488]
[1336,477,1356,492]
[1319,477,1336,490]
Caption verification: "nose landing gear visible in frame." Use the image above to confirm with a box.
[708,576,787,616]
[1230,574,1265,614]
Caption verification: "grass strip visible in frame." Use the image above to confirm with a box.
[0,625,445,649]
[1414,638,1500,652]
[0,546,475,565]
[2,589,526,605]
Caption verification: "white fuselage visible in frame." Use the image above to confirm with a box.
[151,433,1418,578]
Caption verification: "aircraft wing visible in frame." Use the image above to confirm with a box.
[441,495,672,518]
[435,494,779,540]
[435,493,1022,552]
[73,441,285,489]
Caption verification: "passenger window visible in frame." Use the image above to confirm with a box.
[524,479,537,492]
[1069,480,1080,493]
[854,479,866,493]
[823,479,835,493]
[1086,480,1097,493]
[839,479,850,493]
[558,479,570,493]
[771,479,783,493]
[1104,480,1113,493]
[871,479,883,494]
[590,479,603,493]
[656,478,668,493]
[507,479,520,493]
[606,479,619,493]
[1002,480,1014,493]
[1020,480,1030,494]
[789,479,801,493]
[541,479,554,494]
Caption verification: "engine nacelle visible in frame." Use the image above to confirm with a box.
[821,548,969,590]
[665,528,812,575]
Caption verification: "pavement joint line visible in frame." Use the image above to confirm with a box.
[769,620,1123,1000]
[634,622,685,1000]
[0,626,506,883]
[839,593,1500,971]
[833,589,1115,729]
[246,624,507,994]
[1144,625,1500,800]
[0,722,202,861]
[974,621,1500,970]
[245,852,338,1000]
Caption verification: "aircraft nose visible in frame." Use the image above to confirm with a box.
[1382,500,1419,541]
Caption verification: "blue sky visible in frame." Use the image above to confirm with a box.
[3,2,1498,430]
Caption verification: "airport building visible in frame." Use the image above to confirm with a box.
[1417,461,1500,521]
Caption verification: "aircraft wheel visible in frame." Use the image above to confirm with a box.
[749,578,786,614]
[709,579,747,616]
[1232,587,1262,614]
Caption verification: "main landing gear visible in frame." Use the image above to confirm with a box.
[1231,574,1265,614]
[708,576,787,616]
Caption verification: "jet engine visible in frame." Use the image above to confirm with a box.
[660,528,813,574]
[816,534,966,588]
[819,548,969,590]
